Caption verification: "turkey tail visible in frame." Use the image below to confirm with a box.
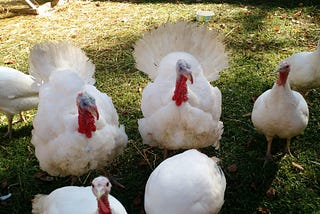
[133,21,229,81]
[31,194,47,214]
[29,41,95,85]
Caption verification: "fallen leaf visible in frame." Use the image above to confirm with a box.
[294,10,302,17]
[133,194,142,206]
[308,44,316,49]
[4,59,15,64]
[250,182,257,191]
[280,15,287,19]
[292,162,304,170]
[266,187,276,198]
[227,164,237,173]
[258,206,270,214]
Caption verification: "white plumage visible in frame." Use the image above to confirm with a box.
[144,149,226,214]
[30,42,128,176]
[134,21,228,150]
[32,176,127,214]
[0,66,39,138]
[251,61,309,162]
[286,40,320,96]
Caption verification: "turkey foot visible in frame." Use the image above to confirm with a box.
[263,137,273,167]
[263,154,273,167]
[284,138,294,158]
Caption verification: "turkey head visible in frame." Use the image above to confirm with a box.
[91,176,112,214]
[276,61,290,86]
[172,59,194,106]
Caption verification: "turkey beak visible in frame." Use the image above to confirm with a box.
[182,68,193,84]
[89,105,99,120]
[95,187,105,199]
[185,73,193,84]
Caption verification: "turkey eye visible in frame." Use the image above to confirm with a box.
[106,182,109,187]
[91,184,94,188]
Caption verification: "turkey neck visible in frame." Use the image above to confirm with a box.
[276,71,289,87]
[172,75,189,106]
[78,108,97,138]
[97,194,112,214]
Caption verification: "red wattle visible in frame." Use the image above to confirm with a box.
[97,195,112,214]
[172,76,189,106]
[78,109,97,138]
[276,71,289,86]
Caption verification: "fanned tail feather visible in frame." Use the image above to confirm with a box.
[29,41,95,85]
[133,21,229,81]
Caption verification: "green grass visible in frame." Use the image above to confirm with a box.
[0,0,320,213]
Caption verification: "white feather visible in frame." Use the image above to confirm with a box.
[134,21,228,81]
[0,66,39,114]
[251,62,309,158]
[30,42,127,176]
[144,149,226,214]
[0,66,39,137]
[29,41,95,85]
[135,21,228,150]
[285,40,320,94]
[32,177,127,214]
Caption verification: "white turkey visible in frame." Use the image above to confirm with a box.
[32,176,127,214]
[0,66,39,139]
[29,41,128,176]
[144,149,226,214]
[134,21,228,152]
[285,40,320,96]
[251,61,309,163]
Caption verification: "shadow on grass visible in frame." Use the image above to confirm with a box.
[216,62,281,212]
[0,124,34,143]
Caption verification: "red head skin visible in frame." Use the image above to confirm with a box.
[77,92,99,138]
[97,194,112,214]
[172,59,193,106]
[276,62,290,86]
[92,176,112,214]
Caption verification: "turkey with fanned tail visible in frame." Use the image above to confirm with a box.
[134,21,229,152]
[30,42,128,177]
